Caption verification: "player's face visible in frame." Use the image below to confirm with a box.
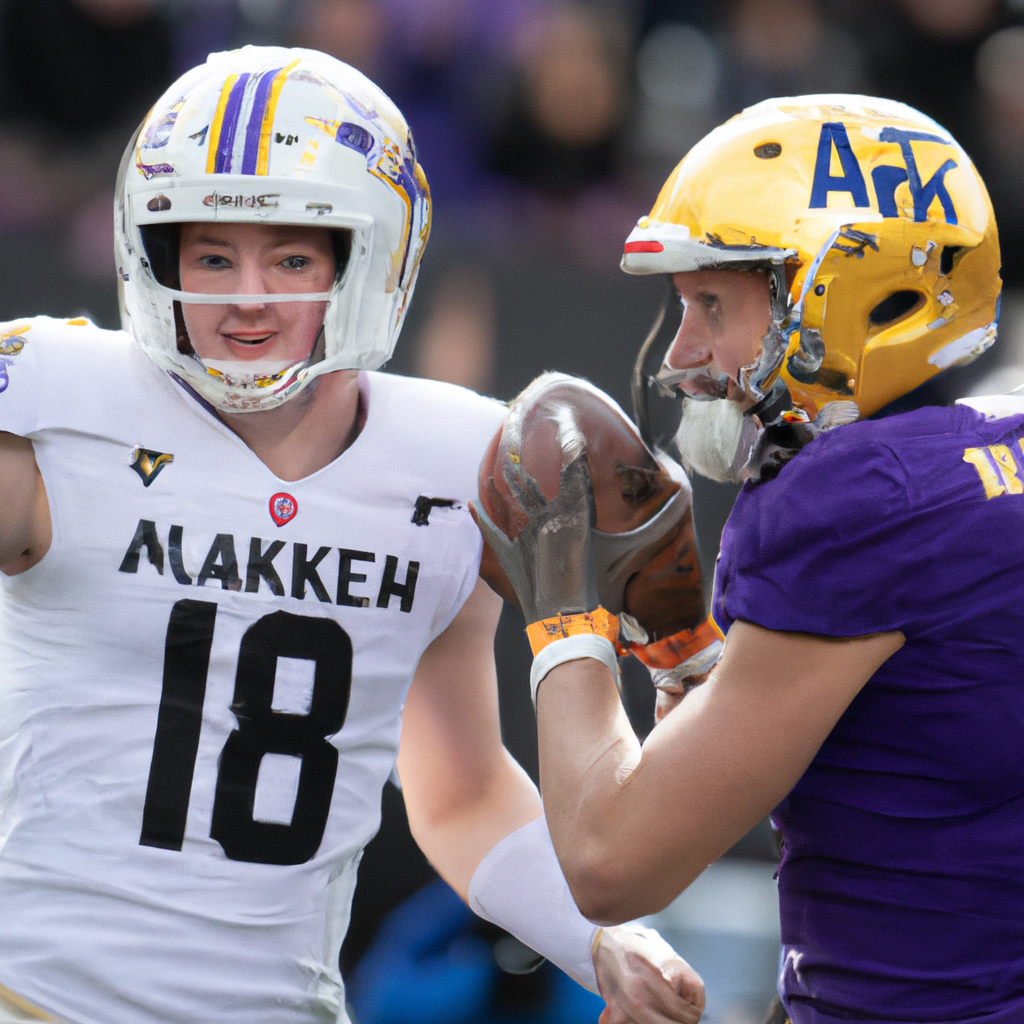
[664,269,772,406]
[178,222,335,365]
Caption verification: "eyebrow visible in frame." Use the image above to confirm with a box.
[181,231,325,252]
[181,232,233,248]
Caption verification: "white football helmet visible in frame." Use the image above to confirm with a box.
[116,45,431,412]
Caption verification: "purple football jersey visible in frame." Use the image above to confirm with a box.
[713,404,1024,1024]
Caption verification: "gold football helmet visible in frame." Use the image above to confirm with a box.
[623,94,1001,422]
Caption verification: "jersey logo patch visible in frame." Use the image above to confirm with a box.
[131,447,174,487]
[412,496,458,526]
[0,323,31,395]
[270,492,298,527]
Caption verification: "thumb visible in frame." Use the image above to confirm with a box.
[662,957,706,1011]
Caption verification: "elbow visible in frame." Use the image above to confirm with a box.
[563,839,674,926]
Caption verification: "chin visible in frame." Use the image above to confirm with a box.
[673,396,758,483]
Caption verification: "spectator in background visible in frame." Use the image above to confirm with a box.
[397,0,646,402]
[0,0,239,323]
[838,0,1002,166]
[717,0,864,115]
[0,0,171,300]
[487,2,628,204]
[976,24,1024,290]
[827,0,1018,388]
[0,0,170,142]
[292,0,386,78]
[632,0,865,188]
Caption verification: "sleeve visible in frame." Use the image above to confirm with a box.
[713,433,914,637]
[425,527,484,643]
[401,377,506,503]
[0,318,48,436]
[404,380,506,642]
[0,316,112,438]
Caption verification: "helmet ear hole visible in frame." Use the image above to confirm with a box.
[869,290,921,327]
[939,245,962,276]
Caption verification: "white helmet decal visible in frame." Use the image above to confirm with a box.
[117,46,431,412]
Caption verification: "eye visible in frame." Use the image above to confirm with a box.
[281,255,311,270]
[700,292,718,309]
[198,254,230,269]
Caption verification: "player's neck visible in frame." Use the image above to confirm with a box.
[216,369,362,481]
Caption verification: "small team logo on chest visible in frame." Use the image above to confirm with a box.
[130,447,174,487]
[269,492,298,527]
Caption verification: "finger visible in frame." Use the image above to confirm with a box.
[663,961,706,1012]
[552,411,586,468]
[606,992,703,1024]
[557,451,596,516]
[655,689,685,723]
[504,454,548,515]
[469,499,515,557]
[640,984,704,1024]
[608,959,704,1024]
[634,957,706,1024]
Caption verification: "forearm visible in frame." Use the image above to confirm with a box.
[536,656,699,923]
[400,747,541,900]
[396,574,702,1008]
[400,748,600,991]
[467,814,601,991]
[533,625,905,923]
[536,650,810,922]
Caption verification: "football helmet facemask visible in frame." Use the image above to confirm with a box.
[116,45,431,412]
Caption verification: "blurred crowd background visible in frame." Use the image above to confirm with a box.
[5,1,1024,1020]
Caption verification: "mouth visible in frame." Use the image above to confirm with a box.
[222,331,275,347]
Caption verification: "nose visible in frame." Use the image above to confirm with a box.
[664,309,711,371]
[232,258,270,311]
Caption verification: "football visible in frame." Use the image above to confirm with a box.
[476,374,706,640]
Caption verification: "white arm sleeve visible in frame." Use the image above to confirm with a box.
[468,815,599,992]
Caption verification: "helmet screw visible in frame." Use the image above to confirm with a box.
[814,284,825,296]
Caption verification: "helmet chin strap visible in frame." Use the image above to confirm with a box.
[745,379,792,427]
[743,394,859,483]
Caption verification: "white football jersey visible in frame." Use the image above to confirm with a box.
[0,317,505,1024]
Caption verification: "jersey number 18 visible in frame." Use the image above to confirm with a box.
[139,599,352,866]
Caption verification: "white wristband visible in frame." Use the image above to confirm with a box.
[468,816,599,992]
[530,634,619,706]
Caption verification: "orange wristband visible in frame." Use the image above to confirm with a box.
[630,618,723,669]
[526,608,620,656]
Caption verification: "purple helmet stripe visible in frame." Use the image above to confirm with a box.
[214,72,251,173]
[241,67,283,175]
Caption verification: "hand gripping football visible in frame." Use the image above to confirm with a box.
[476,373,706,641]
